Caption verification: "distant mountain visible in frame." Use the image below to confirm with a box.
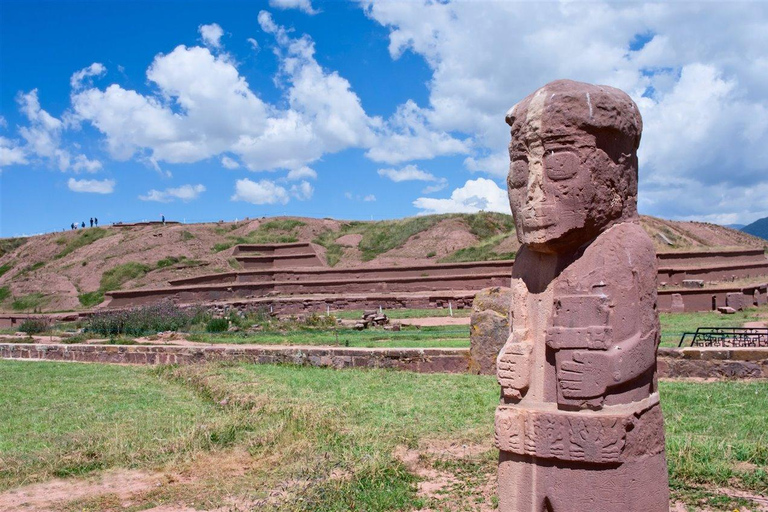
[726,223,746,230]
[742,217,768,241]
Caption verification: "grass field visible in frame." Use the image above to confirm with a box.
[187,324,469,348]
[0,360,765,511]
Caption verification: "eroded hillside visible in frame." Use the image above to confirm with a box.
[0,213,765,312]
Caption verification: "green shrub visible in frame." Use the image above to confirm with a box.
[78,291,104,308]
[19,318,50,335]
[55,228,109,258]
[157,256,185,268]
[462,212,515,240]
[87,302,195,336]
[212,242,234,253]
[0,286,10,302]
[24,261,45,272]
[0,237,27,257]
[440,246,516,263]
[0,262,13,277]
[11,293,47,311]
[426,251,436,258]
[180,230,195,241]
[206,318,229,333]
[100,262,151,292]
[260,219,305,231]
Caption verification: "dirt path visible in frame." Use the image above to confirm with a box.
[399,316,471,327]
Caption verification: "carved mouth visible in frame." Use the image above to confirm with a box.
[521,206,555,230]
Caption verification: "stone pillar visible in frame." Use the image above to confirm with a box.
[496,79,670,511]
[469,286,512,375]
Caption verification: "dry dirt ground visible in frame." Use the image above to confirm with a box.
[3,446,764,512]
[1,214,765,313]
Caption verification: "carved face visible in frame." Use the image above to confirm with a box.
[506,83,639,253]
[508,133,598,252]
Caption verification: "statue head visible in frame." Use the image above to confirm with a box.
[506,79,642,253]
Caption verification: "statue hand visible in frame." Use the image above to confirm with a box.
[557,350,614,399]
[496,342,532,399]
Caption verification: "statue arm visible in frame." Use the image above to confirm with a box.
[496,278,533,400]
[550,231,658,400]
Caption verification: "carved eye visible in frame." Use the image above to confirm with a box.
[544,151,579,181]
[509,159,528,188]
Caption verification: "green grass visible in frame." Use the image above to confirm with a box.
[78,291,104,308]
[0,262,13,277]
[0,237,27,257]
[55,228,109,259]
[461,211,515,239]
[99,262,151,292]
[0,360,232,490]
[663,380,768,505]
[180,230,195,241]
[0,360,765,510]
[11,292,47,311]
[212,220,303,253]
[0,286,10,302]
[187,325,469,348]
[260,219,305,231]
[660,306,767,347]
[314,213,518,265]
[23,261,45,273]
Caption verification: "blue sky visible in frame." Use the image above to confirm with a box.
[2,0,768,237]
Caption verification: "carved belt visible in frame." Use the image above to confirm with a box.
[494,395,663,464]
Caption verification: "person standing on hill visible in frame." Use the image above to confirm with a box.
[94,217,98,226]
[81,221,85,228]
[161,215,165,225]
[90,218,93,227]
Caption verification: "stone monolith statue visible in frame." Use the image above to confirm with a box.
[496,79,669,511]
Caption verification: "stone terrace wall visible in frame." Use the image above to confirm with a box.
[2,343,766,379]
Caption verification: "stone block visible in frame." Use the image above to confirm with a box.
[469,287,512,375]
[670,293,685,313]
[726,292,747,311]
[681,279,704,288]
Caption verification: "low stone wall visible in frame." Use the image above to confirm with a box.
[658,347,768,378]
[0,343,469,373]
[2,343,766,379]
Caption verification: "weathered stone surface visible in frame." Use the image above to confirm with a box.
[497,79,669,511]
[726,292,747,311]
[469,286,512,375]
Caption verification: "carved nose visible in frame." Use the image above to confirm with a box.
[526,159,546,204]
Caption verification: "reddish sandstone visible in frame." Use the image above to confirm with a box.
[497,79,669,511]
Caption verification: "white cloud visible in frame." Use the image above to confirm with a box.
[247,38,260,51]
[268,0,318,15]
[413,178,510,215]
[362,0,768,224]
[0,116,7,128]
[366,100,470,164]
[139,184,206,202]
[0,136,28,167]
[286,166,317,180]
[464,152,509,178]
[199,23,224,49]
[71,154,102,173]
[290,180,314,200]
[377,164,439,182]
[231,178,290,204]
[378,163,448,193]
[70,62,106,90]
[221,155,240,169]
[67,177,115,194]
[363,194,376,202]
